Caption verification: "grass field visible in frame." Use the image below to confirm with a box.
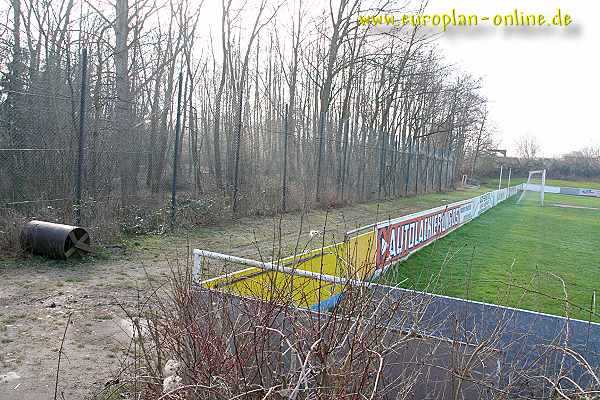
[483,177,600,190]
[384,190,600,321]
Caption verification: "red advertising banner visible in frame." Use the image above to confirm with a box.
[376,204,463,268]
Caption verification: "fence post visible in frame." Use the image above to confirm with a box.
[315,111,326,203]
[438,149,443,192]
[425,144,429,191]
[377,129,384,200]
[171,71,184,229]
[498,165,503,190]
[452,156,457,188]
[431,147,436,191]
[404,137,411,196]
[281,104,289,212]
[74,48,88,225]
[445,150,451,189]
[426,141,432,193]
[414,139,421,195]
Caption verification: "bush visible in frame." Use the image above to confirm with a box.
[118,203,169,236]
[177,193,227,226]
[109,267,600,399]
[0,209,27,257]
[0,204,71,257]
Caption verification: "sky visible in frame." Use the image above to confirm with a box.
[422,0,600,157]
[198,0,598,158]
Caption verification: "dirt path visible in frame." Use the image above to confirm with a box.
[0,188,479,399]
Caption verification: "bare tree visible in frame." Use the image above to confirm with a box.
[0,0,493,235]
[114,0,131,203]
[231,0,280,213]
[516,134,541,160]
[469,108,495,176]
[211,0,233,191]
[315,0,361,204]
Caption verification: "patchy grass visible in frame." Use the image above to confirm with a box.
[0,251,108,272]
[545,193,600,208]
[1,187,491,272]
[385,192,600,321]
[115,187,491,264]
[1,314,26,325]
[92,383,129,400]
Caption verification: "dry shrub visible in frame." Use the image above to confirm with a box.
[106,260,600,400]
[234,176,282,217]
[0,209,27,257]
[0,203,71,257]
[176,192,228,226]
[90,192,227,238]
[113,266,516,400]
[235,177,312,216]
[320,191,349,210]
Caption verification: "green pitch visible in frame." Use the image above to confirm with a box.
[384,190,600,321]
[484,177,600,190]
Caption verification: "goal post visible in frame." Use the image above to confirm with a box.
[517,169,546,206]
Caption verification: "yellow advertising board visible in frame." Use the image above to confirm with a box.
[201,229,377,309]
[199,185,523,310]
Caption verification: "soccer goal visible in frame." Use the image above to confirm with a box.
[517,169,546,206]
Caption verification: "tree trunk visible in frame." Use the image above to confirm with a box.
[115,0,131,204]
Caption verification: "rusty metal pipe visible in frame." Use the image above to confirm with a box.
[20,220,91,259]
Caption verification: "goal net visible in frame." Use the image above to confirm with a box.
[517,169,546,206]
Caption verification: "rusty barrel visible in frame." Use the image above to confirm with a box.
[20,220,91,259]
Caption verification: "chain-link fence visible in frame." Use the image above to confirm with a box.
[0,138,456,249]
[0,67,458,255]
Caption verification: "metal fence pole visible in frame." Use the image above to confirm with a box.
[431,148,436,191]
[445,150,451,189]
[281,104,289,212]
[315,111,326,203]
[438,149,444,192]
[404,137,411,196]
[74,48,88,225]
[171,71,184,229]
[498,165,503,190]
[414,139,420,195]
[424,142,430,193]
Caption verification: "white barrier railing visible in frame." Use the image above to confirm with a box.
[373,184,523,268]
[193,249,381,288]
[525,184,600,198]
[194,184,525,291]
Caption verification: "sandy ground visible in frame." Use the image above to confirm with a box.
[0,189,475,399]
